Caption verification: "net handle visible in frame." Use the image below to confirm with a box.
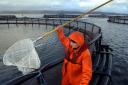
[41,0,113,38]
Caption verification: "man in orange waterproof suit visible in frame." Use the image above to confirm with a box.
[56,26,92,85]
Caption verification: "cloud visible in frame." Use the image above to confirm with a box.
[78,0,128,13]
[99,0,128,13]
[0,0,127,13]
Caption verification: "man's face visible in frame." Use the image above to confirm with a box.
[70,40,79,50]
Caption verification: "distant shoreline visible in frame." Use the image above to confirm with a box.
[0,10,83,14]
[0,10,128,15]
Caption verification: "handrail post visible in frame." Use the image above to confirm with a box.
[92,25,94,33]
[85,23,86,31]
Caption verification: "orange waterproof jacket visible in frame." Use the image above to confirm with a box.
[56,27,92,85]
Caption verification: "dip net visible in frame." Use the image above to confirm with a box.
[3,28,66,75]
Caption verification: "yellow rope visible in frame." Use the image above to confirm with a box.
[42,0,113,38]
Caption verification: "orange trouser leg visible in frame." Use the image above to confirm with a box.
[61,74,71,85]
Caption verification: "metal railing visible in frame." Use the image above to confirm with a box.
[0,18,102,53]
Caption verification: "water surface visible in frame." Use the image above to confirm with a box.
[0,17,128,85]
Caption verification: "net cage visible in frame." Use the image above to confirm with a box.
[3,19,101,75]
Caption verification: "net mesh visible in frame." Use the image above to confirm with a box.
[3,39,41,74]
[2,25,66,75]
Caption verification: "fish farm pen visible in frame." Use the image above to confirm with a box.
[108,16,128,24]
[88,14,108,18]
[1,17,113,85]
[0,15,16,20]
[43,14,80,18]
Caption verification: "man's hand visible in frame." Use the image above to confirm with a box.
[55,25,64,31]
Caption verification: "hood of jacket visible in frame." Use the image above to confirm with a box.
[69,31,85,47]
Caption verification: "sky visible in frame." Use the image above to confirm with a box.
[0,0,128,14]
